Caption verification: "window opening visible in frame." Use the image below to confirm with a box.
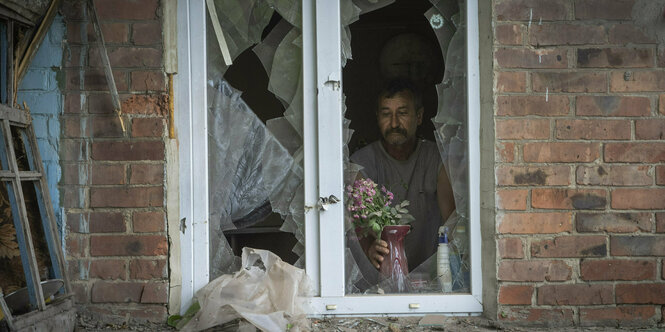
[204,0,472,300]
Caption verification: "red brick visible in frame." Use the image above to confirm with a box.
[64,93,82,114]
[524,142,600,162]
[130,259,167,279]
[531,235,606,257]
[91,281,143,303]
[89,211,126,233]
[90,260,126,280]
[578,48,653,68]
[498,212,572,234]
[616,284,665,304]
[657,166,665,185]
[495,72,526,93]
[94,0,158,20]
[88,93,121,114]
[636,119,665,140]
[609,24,656,45]
[92,116,124,138]
[537,284,613,305]
[611,236,665,256]
[576,213,653,233]
[496,165,570,186]
[121,94,168,115]
[68,22,129,44]
[556,119,630,140]
[89,47,162,68]
[495,48,567,68]
[64,45,82,68]
[71,283,88,304]
[657,213,665,233]
[498,260,571,281]
[62,164,83,184]
[496,95,569,116]
[67,259,87,281]
[611,71,665,92]
[62,187,85,208]
[580,306,658,327]
[532,189,606,210]
[90,187,163,208]
[498,237,524,258]
[91,141,164,161]
[497,190,528,210]
[132,21,162,45]
[496,119,550,139]
[91,164,125,185]
[532,72,606,93]
[577,165,651,186]
[499,308,574,326]
[612,189,665,209]
[529,24,605,46]
[496,142,515,162]
[495,24,522,45]
[130,163,163,184]
[575,0,635,20]
[66,212,84,233]
[90,235,167,256]
[495,0,570,21]
[132,211,165,233]
[66,69,128,92]
[131,118,164,138]
[577,96,650,117]
[605,143,665,163]
[131,71,165,92]
[140,282,168,304]
[63,117,84,138]
[580,259,655,281]
[499,285,532,305]
[66,235,88,257]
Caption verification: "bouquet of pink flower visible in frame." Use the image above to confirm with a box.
[346,179,415,238]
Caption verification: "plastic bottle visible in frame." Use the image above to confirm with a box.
[437,226,453,292]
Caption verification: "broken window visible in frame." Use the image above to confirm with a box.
[204,0,473,304]
[0,5,71,319]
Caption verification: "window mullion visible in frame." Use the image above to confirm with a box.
[314,0,345,297]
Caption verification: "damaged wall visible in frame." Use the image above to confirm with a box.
[16,13,65,232]
[493,0,665,327]
[59,0,169,323]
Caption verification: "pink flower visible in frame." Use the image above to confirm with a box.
[353,214,359,219]
[361,214,367,219]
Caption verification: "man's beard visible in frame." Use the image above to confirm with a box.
[383,128,409,145]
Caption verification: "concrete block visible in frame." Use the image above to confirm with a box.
[18,69,50,90]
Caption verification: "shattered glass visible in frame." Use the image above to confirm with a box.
[206,0,470,296]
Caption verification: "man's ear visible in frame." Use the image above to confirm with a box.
[416,107,424,125]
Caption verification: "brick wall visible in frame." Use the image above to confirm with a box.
[494,0,664,327]
[60,0,168,322]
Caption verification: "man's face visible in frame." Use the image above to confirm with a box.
[376,91,423,146]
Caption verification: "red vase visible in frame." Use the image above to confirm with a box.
[379,225,411,293]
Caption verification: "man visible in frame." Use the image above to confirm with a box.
[351,78,455,272]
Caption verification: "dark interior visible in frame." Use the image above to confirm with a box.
[221,0,446,265]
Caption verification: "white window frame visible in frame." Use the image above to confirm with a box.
[176,0,482,316]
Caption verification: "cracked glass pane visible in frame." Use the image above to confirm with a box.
[205,0,470,296]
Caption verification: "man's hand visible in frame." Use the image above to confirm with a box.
[367,238,389,269]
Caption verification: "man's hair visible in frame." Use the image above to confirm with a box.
[376,78,423,112]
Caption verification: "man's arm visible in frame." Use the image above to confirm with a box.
[437,165,456,224]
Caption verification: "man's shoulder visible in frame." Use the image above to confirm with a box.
[350,141,382,161]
